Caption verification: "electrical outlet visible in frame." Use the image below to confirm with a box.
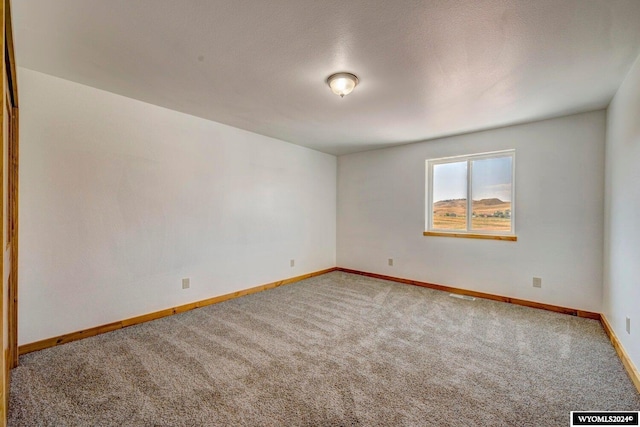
[533,277,542,288]
[388,258,394,267]
[290,259,295,267]
[182,278,190,289]
[626,317,631,334]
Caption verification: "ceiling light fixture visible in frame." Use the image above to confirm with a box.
[327,72,359,98]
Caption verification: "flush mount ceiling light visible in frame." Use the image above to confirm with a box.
[327,72,359,97]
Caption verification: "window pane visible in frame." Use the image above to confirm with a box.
[471,156,512,232]
[432,161,467,230]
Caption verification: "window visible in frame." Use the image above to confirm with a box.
[425,150,516,241]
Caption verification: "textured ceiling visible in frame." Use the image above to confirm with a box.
[13,0,640,155]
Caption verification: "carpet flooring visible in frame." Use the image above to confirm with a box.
[9,271,640,426]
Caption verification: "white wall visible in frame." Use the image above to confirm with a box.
[338,111,605,312]
[604,54,640,370]
[18,68,336,345]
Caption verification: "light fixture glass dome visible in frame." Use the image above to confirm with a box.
[327,72,359,97]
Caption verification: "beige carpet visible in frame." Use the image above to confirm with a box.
[9,271,640,426]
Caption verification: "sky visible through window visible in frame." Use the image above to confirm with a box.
[433,157,512,203]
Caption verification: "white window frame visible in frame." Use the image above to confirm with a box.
[425,150,516,238]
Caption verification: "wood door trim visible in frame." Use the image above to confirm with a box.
[1,1,18,424]
[3,0,16,107]
[7,106,16,369]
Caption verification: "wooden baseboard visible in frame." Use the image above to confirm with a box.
[18,267,337,356]
[336,268,601,320]
[17,266,638,394]
[600,314,640,394]
[335,268,640,391]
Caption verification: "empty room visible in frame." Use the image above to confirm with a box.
[0,0,638,425]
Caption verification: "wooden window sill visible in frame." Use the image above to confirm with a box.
[423,231,517,241]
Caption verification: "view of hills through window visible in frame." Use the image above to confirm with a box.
[432,156,512,232]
